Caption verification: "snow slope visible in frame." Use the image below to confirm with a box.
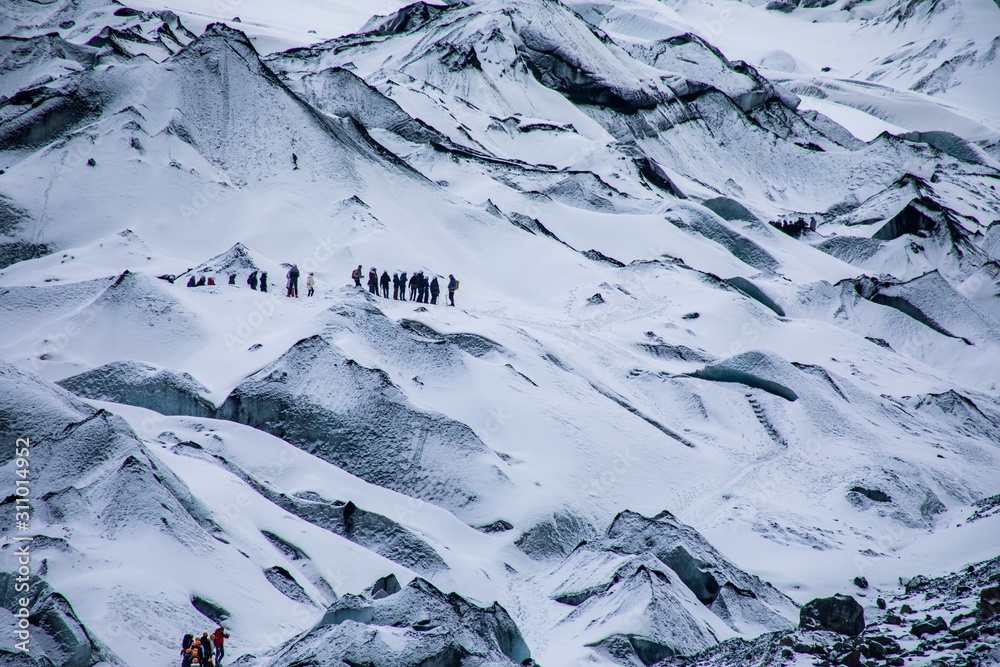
[1,0,999,666]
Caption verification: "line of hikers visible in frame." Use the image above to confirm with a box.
[181,627,229,666]
[351,265,459,306]
[186,266,316,298]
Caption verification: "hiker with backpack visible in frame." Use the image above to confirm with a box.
[211,627,230,666]
[367,267,379,295]
[247,271,258,291]
[352,265,363,287]
[260,272,268,292]
[392,272,401,300]
[181,633,195,666]
[398,272,408,300]
[447,274,459,306]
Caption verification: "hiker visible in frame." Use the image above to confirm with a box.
[292,152,298,170]
[367,267,379,295]
[196,275,206,287]
[207,277,216,286]
[408,272,418,301]
[260,272,268,293]
[392,273,400,300]
[307,272,315,297]
[200,632,214,666]
[228,273,236,285]
[380,270,390,298]
[287,264,300,298]
[421,273,430,303]
[181,633,195,667]
[186,276,197,288]
[247,271,258,291]
[447,274,458,306]
[430,276,440,304]
[398,272,408,300]
[211,626,230,666]
[352,264,363,287]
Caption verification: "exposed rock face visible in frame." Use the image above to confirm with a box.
[237,575,531,667]
[542,510,797,665]
[58,360,215,417]
[214,334,510,518]
[910,616,947,637]
[799,594,865,636]
[0,573,122,666]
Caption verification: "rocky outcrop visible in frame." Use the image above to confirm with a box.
[58,360,215,418]
[237,575,531,667]
[215,334,511,518]
[799,594,865,636]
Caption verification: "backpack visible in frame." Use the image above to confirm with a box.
[452,280,460,291]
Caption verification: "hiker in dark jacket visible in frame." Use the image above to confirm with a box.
[187,276,197,288]
[196,275,206,287]
[181,634,195,667]
[392,273,400,300]
[287,265,300,297]
[260,272,268,292]
[408,272,418,301]
[421,273,430,303]
[447,274,458,306]
[247,271,258,291]
[380,270,391,298]
[367,268,378,295]
[398,272,408,300]
[228,273,236,285]
[200,632,214,665]
[430,276,440,304]
[352,265,363,287]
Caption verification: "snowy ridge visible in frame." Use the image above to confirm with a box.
[1,0,1000,665]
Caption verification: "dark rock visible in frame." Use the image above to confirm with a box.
[979,586,1000,622]
[682,312,700,319]
[478,519,514,534]
[264,565,312,604]
[850,486,891,503]
[800,594,865,636]
[583,248,626,267]
[905,575,930,593]
[587,292,606,305]
[876,597,886,609]
[364,573,401,600]
[191,595,229,624]
[910,616,947,637]
[900,603,914,614]
[854,576,869,589]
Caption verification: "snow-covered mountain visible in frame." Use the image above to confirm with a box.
[1,0,999,665]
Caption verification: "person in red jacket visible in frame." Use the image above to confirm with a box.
[211,626,230,666]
